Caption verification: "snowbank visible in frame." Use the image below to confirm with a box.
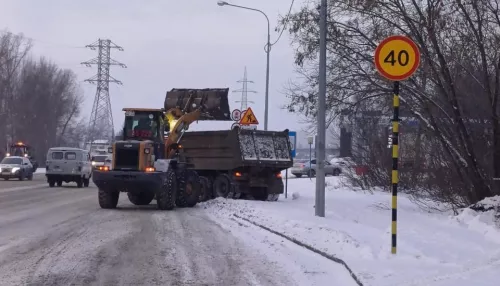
[202,177,500,286]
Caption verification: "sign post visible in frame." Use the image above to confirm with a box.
[307,136,314,178]
[287,131,297,199]
[231,109,242,129]
[374,35,420,255]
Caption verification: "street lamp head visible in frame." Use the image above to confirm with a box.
[217,1,228,6]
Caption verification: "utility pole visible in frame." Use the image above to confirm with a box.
[217,1,271,130]
[315,0,327,217]
[233,66,256,110]
[81,39,126,147]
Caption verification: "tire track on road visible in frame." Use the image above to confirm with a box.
[232,214,364,286]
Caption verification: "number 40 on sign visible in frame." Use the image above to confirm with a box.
[374,35,420,81]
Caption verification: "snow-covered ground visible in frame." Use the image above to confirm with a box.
[202,176,500,286]
[35,169,45,174]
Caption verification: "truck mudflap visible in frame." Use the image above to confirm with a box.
[164,88,231,121]
[92,170,164,193]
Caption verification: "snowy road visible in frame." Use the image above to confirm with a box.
[0,180,357,286]
[0,173,46,190]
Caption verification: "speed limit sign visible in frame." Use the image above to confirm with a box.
[374,35,420,81]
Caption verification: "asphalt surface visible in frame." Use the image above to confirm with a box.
[0,172,47,189]
[0,176,295,286]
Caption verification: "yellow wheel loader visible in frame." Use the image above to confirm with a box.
[92,88,231,210]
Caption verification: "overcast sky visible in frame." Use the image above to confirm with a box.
[0,0,326,146]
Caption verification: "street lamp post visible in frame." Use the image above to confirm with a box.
[217,1,271,130]
[315,0,327,217]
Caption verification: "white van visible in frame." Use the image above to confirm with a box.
[45,147,92,188]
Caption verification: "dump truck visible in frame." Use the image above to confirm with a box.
[179,128,293,202]
[92,88,233,210]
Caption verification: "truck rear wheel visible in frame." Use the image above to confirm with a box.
[127,192,155,205]
[251,187,269,201]
[199,176,211,202]
[176,170,201,208]
[157,169,177,210]
[267,194,279,201]
[98,189,119,209]
[213,174,232,198]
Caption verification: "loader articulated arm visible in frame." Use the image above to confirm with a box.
[163,88,232,158]
[164,108,201,147]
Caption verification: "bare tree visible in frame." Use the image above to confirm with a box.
[0,31,86,163]
[0,32,32,151]
[278,0,500,206]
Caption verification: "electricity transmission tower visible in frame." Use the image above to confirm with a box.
[81,39,126,145]
[233,67,256,110]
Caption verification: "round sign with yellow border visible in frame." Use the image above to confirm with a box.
[374,35,420,81]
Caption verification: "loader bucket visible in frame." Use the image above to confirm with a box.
[164,88,231,121]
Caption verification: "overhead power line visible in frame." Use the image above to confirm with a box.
[271,0,295,46]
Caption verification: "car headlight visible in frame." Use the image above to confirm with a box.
[11,167,20,173]
[92,161,96,166]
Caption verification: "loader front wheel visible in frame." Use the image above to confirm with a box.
[98,189,119,209]
[157,168,177,210]
[176,170,201,208]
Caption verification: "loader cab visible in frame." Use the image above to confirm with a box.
[7,142,30,157]
[6,142,39,172]
[118,108,166,166]
[122,108,164,143]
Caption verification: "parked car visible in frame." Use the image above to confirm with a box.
[45,147,92,188]
[0,156,34,181]
[329,157,353,168]
[290,158,342,178]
